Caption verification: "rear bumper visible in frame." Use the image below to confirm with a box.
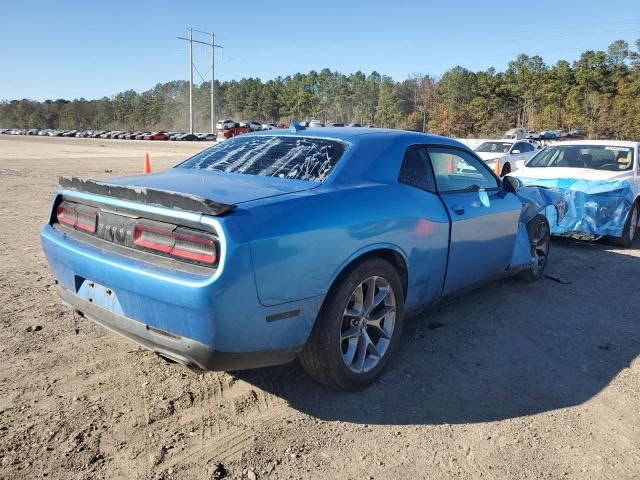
[41,214,324,362]
[56,283,298,371]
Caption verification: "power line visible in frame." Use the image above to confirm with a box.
[395,28,640,51]
[458,18,640,40]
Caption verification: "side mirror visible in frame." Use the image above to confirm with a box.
[503,175,522,193]
[511,149,521,154]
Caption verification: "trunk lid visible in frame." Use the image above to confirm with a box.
[106,169,318,205]
[63,169,319,214]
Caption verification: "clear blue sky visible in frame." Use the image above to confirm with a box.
[1,0,639,101]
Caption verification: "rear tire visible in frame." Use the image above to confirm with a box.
[300,258,405,391]
[517,214,550,282]
[611,202,639,248]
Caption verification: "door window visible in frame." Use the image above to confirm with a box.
[427,147,499,193]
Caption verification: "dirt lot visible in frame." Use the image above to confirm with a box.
[0,135,639,480]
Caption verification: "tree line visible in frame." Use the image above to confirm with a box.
[2,39,640,139]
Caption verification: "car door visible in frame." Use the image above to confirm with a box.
[427,146,523,295]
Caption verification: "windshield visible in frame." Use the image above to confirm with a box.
[177,135,346,182]
[475,142,512,153]
[527,145,634,171]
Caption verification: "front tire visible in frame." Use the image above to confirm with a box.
[300,258,405,391]
[500,162,512,177]
[517,214,550,282]
[611,202,639,248]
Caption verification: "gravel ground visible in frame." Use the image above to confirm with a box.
[0,135,639,480]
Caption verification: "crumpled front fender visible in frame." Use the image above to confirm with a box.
[508,185,566,271]
[516,178,634,238]
[515,185,567,226]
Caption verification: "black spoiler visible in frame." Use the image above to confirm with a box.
[59,176,236,216]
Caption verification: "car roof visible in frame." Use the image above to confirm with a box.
[549,139,640,148]
[247,127,465,147]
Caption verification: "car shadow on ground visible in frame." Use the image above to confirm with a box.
[234,239,640,425]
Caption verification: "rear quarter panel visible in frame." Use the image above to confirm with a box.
[233,183,450,312]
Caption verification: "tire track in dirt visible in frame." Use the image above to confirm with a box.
[124,367,291,476]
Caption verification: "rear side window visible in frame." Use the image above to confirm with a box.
[178,135,346,182]
[398,145,436,192]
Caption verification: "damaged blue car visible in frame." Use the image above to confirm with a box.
[41,127,563,391]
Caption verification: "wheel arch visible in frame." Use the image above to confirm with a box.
[327,244,409,301]
[622,194,640,226]
[300,244,410,390]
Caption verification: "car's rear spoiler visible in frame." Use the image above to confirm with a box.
[58,176,236,216]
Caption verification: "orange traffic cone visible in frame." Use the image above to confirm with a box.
[447,155,455,173]
[144,152,151,174]
[494,158,501,176]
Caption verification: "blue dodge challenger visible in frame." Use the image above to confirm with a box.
[41,126,561,390]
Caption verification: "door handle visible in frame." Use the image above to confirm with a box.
[451,204,465,215]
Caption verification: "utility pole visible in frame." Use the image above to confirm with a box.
[178,29,222,135]
[189,28,193,133]
[211,32,215,134]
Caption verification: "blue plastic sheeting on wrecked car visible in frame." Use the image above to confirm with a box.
[510,223,534,268]
[517,178,634,237]
[508,186,565,269]
[515,185,566,225]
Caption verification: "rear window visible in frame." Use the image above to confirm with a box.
[178,135,345,182]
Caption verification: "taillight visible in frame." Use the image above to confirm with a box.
[54,201,217,267]
[56,202,97,233]
[133,224,217,265]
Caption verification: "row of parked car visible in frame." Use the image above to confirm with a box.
[527,130,586,140]
[306,121,371,128]
[501,128,586,141]
[216,120,280,131]
[0,128,219,141]
[215,119,372,131]
[2,125,588,145]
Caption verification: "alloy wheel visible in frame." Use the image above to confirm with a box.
[531,220,550,275]
[340,276,396,374]
[630,206,639,242]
